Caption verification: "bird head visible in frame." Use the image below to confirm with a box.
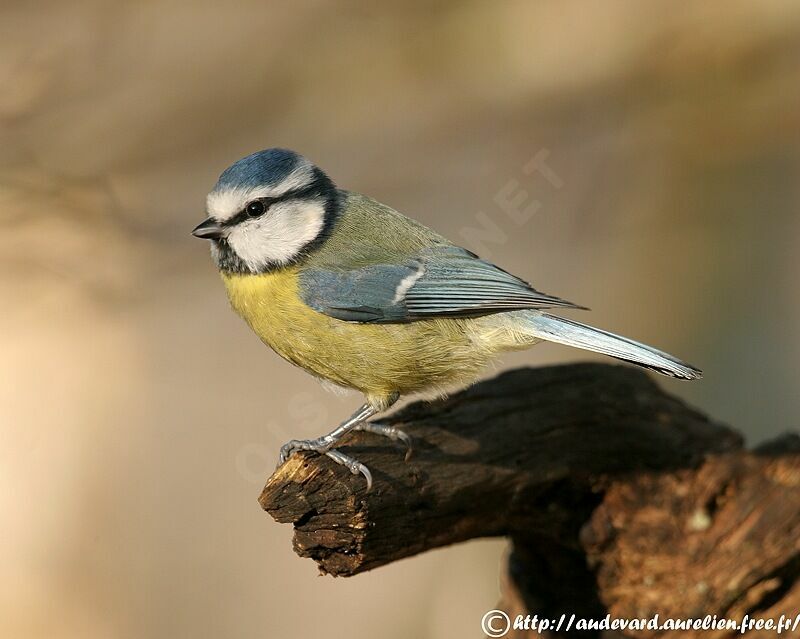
[193,148,340,273]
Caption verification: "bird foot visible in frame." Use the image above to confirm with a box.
[277,422,411,491]
[278,437,374,490]
[354,422,413,461]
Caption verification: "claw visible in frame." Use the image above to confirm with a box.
[397,430,414,461]
[325,450,373,491]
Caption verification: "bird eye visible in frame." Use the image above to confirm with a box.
[246,200,266,217]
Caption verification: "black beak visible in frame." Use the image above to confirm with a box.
[191,218,223,239]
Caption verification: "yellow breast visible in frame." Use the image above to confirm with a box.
[220,268,494,404]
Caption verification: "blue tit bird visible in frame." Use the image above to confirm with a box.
[193,148,701,489]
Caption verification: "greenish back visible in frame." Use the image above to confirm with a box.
[306,191,453,269]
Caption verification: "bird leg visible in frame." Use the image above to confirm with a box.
[277,396,410,490]
[277,403,379,489]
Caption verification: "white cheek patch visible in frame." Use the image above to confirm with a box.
[226,199,326,270]
[206,161,315,222]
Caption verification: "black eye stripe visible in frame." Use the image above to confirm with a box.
[224,198,273,227]
[221,180,329,228]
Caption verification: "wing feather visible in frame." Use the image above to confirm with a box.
[299,246,584,323]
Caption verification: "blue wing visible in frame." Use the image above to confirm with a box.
[298,246,585,323]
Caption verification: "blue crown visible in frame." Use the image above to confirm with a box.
[214,148,303,191]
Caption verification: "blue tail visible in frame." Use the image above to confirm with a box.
[525,313,702,380]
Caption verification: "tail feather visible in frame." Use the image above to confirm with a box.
[526,313,702,380]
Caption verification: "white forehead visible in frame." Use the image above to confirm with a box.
[206,159,315,222]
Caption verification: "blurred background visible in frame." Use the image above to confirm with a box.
[2,1,799,637]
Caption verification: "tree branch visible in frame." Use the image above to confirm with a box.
[259,364,800,637]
